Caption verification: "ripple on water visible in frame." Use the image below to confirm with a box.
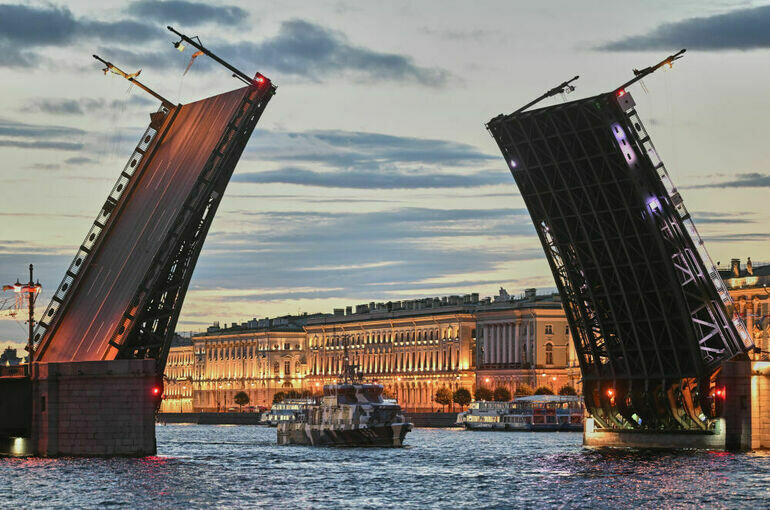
[1,425,768,509]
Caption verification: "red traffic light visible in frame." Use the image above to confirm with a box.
[617,89,626,97]
[152,386,161,396]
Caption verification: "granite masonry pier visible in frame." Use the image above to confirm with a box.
[584,360,770,451]
[30,359,158,456]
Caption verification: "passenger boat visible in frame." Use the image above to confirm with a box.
[262,398,315,427]
[277,337,412,446]
[456,395,584,431]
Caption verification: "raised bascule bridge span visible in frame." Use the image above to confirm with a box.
[487,52,760,449]
[0,28,275,456]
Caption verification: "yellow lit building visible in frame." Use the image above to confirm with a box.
[161,289,576,412]
[721,258,770,361]
[475,288,579,396]
[160,335,194,413]
[190,317,313,411]
[304,296,479,412]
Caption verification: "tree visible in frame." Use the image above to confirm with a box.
[453,388,472,410]
[514,383,534,397]
[234,391,250,411]
[434,387,452,411]
[493,386,511,402]
[475,387,493,401]
[534,386,554,395]
[558,384,577,396]
[285,390,302,399]
[272,391,285,404]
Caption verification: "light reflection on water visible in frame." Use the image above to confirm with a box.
[2,425,769,509]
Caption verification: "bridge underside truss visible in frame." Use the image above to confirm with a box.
[488,91,752,431]
[34,79,274,378]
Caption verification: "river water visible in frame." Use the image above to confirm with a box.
[2,425,769,509]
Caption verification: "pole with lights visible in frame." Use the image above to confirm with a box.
[2,264,42,368]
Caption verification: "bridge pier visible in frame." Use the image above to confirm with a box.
[584,360,770,450]
[30,359,158,457]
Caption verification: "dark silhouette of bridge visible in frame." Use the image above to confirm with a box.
[487,53,754,438]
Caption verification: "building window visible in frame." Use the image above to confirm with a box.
[545,343,554,365]
[545,324,553,335]
[284,361,291,376]
[565,324,570,335]
[273,361,279,375]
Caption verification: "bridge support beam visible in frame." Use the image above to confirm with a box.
[584,359,769,450]
[30,360,157,456]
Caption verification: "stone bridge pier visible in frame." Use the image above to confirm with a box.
[28,359,158,456]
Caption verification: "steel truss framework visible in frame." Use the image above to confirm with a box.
[34,78,275,377]
[487,91,752,431]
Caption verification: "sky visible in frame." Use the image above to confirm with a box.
[1,0,769,351]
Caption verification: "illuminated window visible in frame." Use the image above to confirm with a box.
[545,343,554,365]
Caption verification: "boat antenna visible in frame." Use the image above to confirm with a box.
[93,55,173,109]
[615,49,686,93]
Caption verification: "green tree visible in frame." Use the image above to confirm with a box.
[453,388,472,410]
[475,387,493,401]
[234,391,250,411]
[285,390,302,399]
[514,383,534,397]
[534,386,554,395]
[558,384,577,396]
[434,387,452,411]
[272,391,285,404]
[493,386,512,402]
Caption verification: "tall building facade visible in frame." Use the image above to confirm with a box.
[475,288,579,395]
[721,258,770,361]
[304,295,479,412]
[161,288,576,412]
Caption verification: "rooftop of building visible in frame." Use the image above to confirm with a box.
[193,313,325,338]
[718,257,770,288]
[305,287,562,326]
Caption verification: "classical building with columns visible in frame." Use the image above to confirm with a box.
[189,315,317,411]
[304,295,479,412]
[476,288,579,396]
[720,258,770,361]
[160,335,194,413]
[160,288,577,412]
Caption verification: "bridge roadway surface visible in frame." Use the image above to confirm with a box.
[38,86,249,363]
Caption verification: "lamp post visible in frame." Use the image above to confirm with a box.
[3,264,42,370]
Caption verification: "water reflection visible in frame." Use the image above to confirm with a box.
[1,426,768,509]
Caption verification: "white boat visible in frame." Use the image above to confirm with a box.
[457,395,584,431]
[262,398,315,427]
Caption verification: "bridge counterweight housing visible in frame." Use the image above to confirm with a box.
[487,90,752,432]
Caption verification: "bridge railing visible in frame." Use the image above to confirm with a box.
[624,107,752,351]
[33,105,170,351]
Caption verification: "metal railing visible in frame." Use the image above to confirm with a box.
[33,105,170,352]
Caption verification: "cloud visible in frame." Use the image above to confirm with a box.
[234,167,507,189]
[234,128,504,189]
[103,19,451,86]
[64,156,96,165]
[598,5,770,51]
[0,4,164,67]
[691,172,770,189]
[243,128,497,170]
[20,95,156,115]
[691,211,755,224]
[0,118,85,151]
[125,1,248,26]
